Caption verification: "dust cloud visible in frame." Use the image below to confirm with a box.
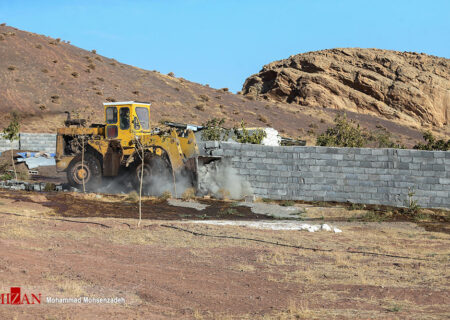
[197,159,253,199]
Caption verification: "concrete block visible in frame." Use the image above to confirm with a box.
[360,148,372,155]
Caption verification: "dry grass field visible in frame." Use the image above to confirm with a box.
[0,191,449,319]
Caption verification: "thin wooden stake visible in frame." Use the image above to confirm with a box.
[81,135,85,193]
[138,143,144,227]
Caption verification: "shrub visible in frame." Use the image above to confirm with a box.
[233,120,266,144]
[35,44,42,49]
[182,188,196,201]
[0,172,14,181]
[91,49,97,54]
[167,72,175,77]
[201,118,230,141]
[370,126,405,148]
[44,183,56,191]
[199,94,210,102]
[257,115,268,124]
[158,191,172,201]
[316,113,368,147]
[195,104,205,111]
[71,72,79,78]
[126,191,139,202]
[7,65,16,71]
[405,188,421,215]
[413,131,449,151]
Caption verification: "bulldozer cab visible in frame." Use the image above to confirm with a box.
[103,101,151,142]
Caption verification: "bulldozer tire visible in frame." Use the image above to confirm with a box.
[67,153,102,190]
[132,154,172,195]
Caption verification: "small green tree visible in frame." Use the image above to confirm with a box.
[316,113,367,148]
[233,120,267,144]
[201,118,230,141]
[413,131,449,151]
[2,112,20,180]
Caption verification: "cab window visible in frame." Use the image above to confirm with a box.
[135,107,149,130]
[119,107,130,130]
[106,107,117,124]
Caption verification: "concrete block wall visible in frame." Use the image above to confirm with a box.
[201,142,450,209]
[0,133,56,153]
[19,133,56,153]
[0,134,20,152]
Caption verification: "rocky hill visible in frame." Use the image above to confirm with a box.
[242,48,449,128]
[0,25,440,146]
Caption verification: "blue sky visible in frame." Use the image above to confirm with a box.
[1,0,449,92]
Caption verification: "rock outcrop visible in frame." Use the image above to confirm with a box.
[242,48,450,127]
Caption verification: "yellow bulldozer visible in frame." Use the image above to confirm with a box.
[55,101,207,193]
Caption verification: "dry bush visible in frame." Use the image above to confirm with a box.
[95,56,103,62]
[257,114,268,123]
[167,72,175,77]
[199,94,210,102]
[71,72,79,78]
[44,183,56,191]
[182,188,196,201]
[221,88,229,92]
[158,191,172,201]
[126,191,139,202]
[96,77,104,82]
[41,69,48,73]
[132,90,139,95]
[87,63,95,70]
[0,35,4,41]
[195,104,205,111]
[7,65,16,71]
[91,49,97,54]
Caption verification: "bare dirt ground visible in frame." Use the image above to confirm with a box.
[0,190,449,319]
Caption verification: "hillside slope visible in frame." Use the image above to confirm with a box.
[0,25,438,146]
[242,48,450,128]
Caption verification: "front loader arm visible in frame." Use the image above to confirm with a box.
[140,131,186,172]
